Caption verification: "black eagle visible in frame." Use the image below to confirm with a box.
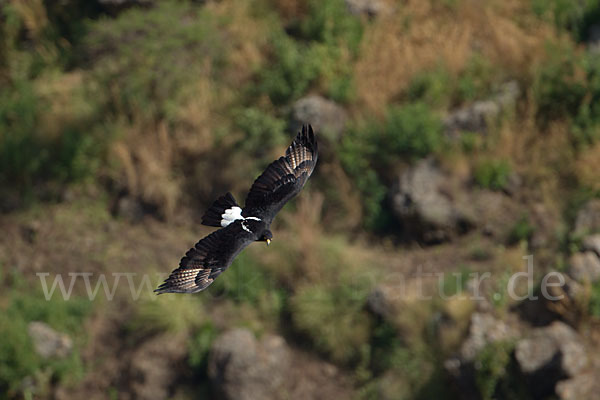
[155,125,318,294]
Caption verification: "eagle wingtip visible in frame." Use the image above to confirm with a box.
[297,124,317,151]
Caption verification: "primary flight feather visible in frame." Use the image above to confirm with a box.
[155,125,318,294]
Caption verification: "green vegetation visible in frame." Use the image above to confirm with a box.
[253,0,361,104]
[534,44,600,149]
[3,0,600,398]
[291,283,371,364]
[590,281,600,317]
[531,0,600,40]
[473,159,512,191]
[508,214,535,245]
[475,340,518,400]
[0,267,92,396]
[340,103,443,229]
[85,1,227,123]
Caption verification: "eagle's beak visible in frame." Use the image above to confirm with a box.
[266,238,271,246]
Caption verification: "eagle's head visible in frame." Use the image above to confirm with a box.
[259,230,273,246]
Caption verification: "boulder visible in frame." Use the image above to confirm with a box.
[515,322,588,398]
[582,234,600,256]
[567,251,600,283]
[345,0,391,17]
[574,199,600,236]
[114,195,145,222]
[208,329,290,400]
[454,312,517,362]
[391,158,475,242]
[444,313,518,400]
[128,333,188,400]
[556,373,599,400]
[208,328,352,400]
[367,284,395,319]
[443,81,520,138]
[291,95,347,142]
[28,322,73,359]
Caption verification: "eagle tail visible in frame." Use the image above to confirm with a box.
[201,192,241,227]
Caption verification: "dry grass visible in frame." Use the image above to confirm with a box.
[575,142,600,192]
[105,0,274,217]
[112,122,181,219]
[9,0,48,39]
[353,0,557,113]
[206,0,271,86]
[270,0,309,22]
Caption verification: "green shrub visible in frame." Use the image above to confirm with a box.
[533,44,600,148]
[475,340,515,400]
[85,0,226,122]
[233,107,287,157]
[207,251,287,326]
[508,214,535,245]
[0,267,92,395]
[367,319,446,399]
[460,131,481,153]
[254,0,362,104]
[473,159,512,191]
[0,79,45,189]
[342,103,443,171]
[590,281,600,317]
[533,44,586,124]
[188,322,219,372]
[407,66,453,108]
[290,283,371,365]
[0,77,106,201]
[531,0,600,40]
[340,103,443,229]
[457,54,496,103]
[128,294,207,337]
[338,132,387,229]
[382,103,444,160]
[255,32,322,105]
[296,0,363,53]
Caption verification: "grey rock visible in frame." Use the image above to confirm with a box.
[444,313,518,400]
[208,329,290,400]
[574,199,600,236]
[515,321,587,377]
[345,0,391,17]
[28,322,73,359]
[444,81,520,137]
[367,285,394,319]
[115,196,145,222]
[457,312,517,362]
[291,95,347,142]
[556,373,598,400]
[391,158,474,242]
[582,234,600,256]
[208,329,353,400]
[515,322,588,399]
[587,24,600,53]
[129,333,187,400]
[568,251,600,283]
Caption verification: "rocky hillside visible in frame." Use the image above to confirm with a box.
[1,0,600,399]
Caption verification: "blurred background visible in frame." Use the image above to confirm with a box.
[1,0,600,399]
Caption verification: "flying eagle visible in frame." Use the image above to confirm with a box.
[155,125,318,294]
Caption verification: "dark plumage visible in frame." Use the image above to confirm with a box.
[155,125,318,294]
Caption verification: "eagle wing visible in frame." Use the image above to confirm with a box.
[155,223,254,294]
[243,125,318,223]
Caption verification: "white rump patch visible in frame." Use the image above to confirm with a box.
[221,206,243,227]
[241,221,252,233]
